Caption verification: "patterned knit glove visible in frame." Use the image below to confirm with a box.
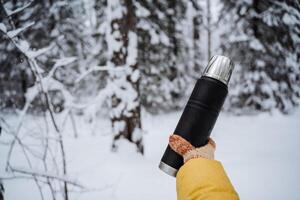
[169,134,216,163]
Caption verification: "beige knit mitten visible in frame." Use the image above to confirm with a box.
[169,134,216,163]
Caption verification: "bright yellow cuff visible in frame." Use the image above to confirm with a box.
[176,158,239,200]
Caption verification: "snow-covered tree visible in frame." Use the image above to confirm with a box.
[137,0,201,112]
[220,0,300,113]
[91,0,206,151]
[93,0,205,151]
[103,0,143,153]
[1,0,206,154]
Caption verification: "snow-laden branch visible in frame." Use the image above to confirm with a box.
[5,1,34,17]
[24,58,84,110]
[1,21,73,199]
[10,167,85,188]
[76,65,124,83]
[27,43,55,59]
[0,23,54,60]
[137,19,170,45]
[0,4,79,199]
[0,23,7,33]
[0,24,43,75]
[1,25,78,109]
[53,57,77,68]
[6,22,35,38]
[48,57,77,78]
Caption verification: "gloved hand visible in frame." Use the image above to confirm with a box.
[170,134,239,200]
[169,134,216,163]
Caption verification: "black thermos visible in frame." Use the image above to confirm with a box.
[159,55,234,177]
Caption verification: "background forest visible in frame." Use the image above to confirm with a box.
[0,0,299,200]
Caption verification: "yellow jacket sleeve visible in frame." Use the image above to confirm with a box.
[176,158,239,200]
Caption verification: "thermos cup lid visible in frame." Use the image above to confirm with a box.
[202,55,234,85]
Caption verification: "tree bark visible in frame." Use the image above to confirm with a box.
[192,1,202,73]
[206,0,211,62]
[108,0,143,154]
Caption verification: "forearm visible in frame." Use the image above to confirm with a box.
[176,158,239,200]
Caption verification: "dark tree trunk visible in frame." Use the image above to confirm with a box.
[0,181,3,200]
[192,0,202,73]
[110,0,143,154]
[206,0,211,62]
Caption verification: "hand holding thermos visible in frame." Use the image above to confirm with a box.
[159,55,234,177]
[160,56,239,200]
[169,134,216,162]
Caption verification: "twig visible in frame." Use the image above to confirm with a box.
[4,0,34,17]
[70,111,79,138]
[41,112,57,200]
[10,167,85,189]
[76,65,124,83]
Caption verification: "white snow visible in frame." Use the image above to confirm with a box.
[135,1,150,18]
[6,22,35,38]
[132,127,144,143]
[137,20,170,45]
[249,39,265,51]
[16,40,30,53]
[53,57,77,68]
[130,69,140,83]
[27,44,54,59]
[112,121,126,135]
[5,1,33,17]
[0,23,7,33]
[1,108,300,200]
[126,31,138,67]
[76,65,124,83]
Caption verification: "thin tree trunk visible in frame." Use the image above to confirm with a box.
[193,5,201,72]
[206,0,211,62]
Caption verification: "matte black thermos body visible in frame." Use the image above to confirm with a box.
[159,55,234,177]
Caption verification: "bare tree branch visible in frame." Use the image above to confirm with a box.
[10,167,85,189]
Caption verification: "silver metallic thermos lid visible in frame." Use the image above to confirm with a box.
[202,55,234,85]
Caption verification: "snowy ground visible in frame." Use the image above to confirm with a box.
[1,108,300,200]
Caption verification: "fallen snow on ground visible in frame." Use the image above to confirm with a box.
[1,108,300,200]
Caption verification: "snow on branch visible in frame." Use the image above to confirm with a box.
[5,1,34,17]
[2,24,80,109]
[1,26,54,71]
[0,23,7,33]
[48,57,77,77]
[27,43,55,59]
[6,22,35,38]
[53,57,77,68]
[137,19,169,45]
[76,65,124,83]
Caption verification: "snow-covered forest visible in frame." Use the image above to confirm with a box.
[0,0,299,200]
